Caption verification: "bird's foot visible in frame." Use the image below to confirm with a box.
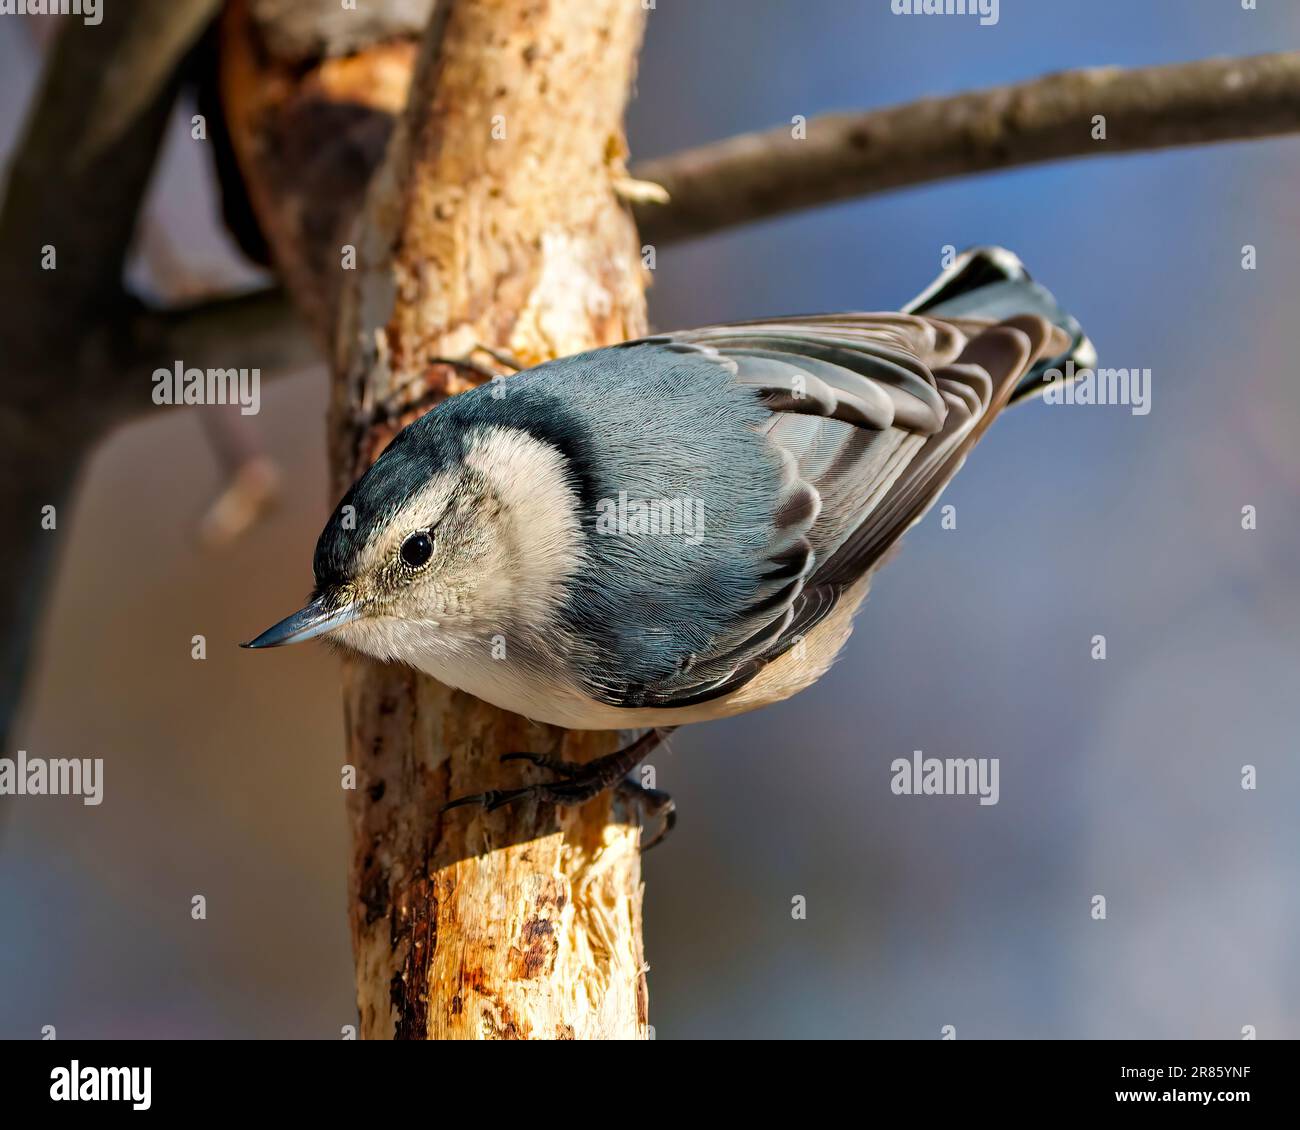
[617,778,677,851]
[440,728,676,849]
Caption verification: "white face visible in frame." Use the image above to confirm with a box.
[324,426,588,671]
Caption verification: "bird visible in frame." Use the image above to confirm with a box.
[244,247,1092,843]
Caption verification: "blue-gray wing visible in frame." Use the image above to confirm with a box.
[586,311,1060,709]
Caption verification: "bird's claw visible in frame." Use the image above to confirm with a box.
[440,733,677,848]
[499,751,582,778]
[439,785,535,814]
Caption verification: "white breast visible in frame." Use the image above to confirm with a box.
[407,572,873,731]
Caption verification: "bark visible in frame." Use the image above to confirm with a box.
[329,0,651,1039]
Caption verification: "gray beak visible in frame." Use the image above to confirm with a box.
[241,596,361,649]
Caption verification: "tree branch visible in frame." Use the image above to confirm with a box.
[120,287,318,420]
[632,51,1300,244]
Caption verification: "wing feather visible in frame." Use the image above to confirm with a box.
[604,313,1054,708]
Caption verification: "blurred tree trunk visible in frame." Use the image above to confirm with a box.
[222,0,651,1038]
[0,0,222,750]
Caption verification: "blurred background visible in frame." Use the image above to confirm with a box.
[2,0,1298,1038]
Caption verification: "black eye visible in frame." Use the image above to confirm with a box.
[400,532,434,569]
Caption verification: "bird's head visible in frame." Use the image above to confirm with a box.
[242,410,586,665]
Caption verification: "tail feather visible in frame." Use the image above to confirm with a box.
[903,246,1095,403]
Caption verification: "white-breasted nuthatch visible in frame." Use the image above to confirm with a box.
[244,248,1092,838]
